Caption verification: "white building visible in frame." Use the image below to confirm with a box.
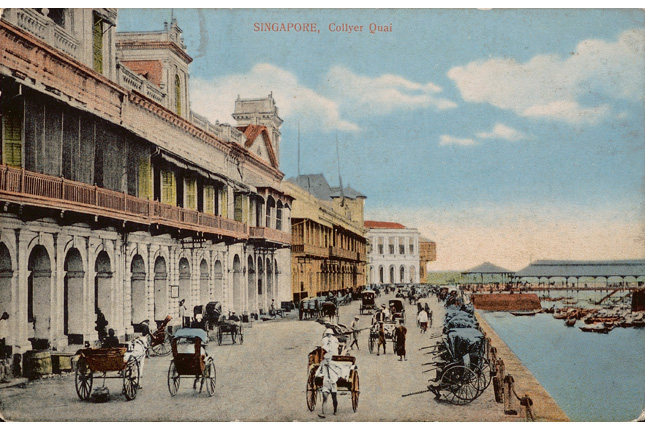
[365,221,420,285]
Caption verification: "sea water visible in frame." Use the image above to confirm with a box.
[480,311,645,422]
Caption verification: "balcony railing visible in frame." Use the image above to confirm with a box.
[13,9,80,60]
[117,64,166,106]
[329,246,358,260]
[291,243,328,258]
[0,165,248,238]
[249,226,291,246]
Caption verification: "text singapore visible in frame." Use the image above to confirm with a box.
[253,23,319,32]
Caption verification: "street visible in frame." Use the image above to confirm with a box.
[0,294,513,421]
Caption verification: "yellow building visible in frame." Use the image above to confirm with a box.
[283,175,367,301]
[419,236,437,282]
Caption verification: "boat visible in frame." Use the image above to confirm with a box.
[511,310,538,316]
[579,322,614,333]
[565,316,576,327]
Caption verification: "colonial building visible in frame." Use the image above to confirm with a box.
[284,174,367,301]
[0,8,292,361]
[365,221,420,285]
[419,236,437,282]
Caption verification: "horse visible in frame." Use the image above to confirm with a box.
[321,301,338,323]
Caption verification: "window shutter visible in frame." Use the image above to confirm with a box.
[3,112,23,168]
[204,185,215,214]
[220,187,227,218]
[185,178,196,210]
[161,170,176,206]
[138,157,151,200]
[234,194,243,222]
[93,16,103,74]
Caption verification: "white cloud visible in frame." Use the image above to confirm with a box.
[190,63,359,133]
[476,123,527,141]
[447,29,645,124]
[439,135,477,146]
[322,66,458,117]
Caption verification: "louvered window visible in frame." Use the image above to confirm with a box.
[161,170,176,206]
[185,178,197,210]
[93,15,103,74]
[204,185,215,214]
[138,157,151,199]
[2,112,23,168]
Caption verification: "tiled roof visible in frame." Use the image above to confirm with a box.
[514,260,645,278]
[364,221,406,229]
[237,125,278,168]
[463,262,513,274]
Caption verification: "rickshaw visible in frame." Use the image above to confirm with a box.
[389,299,406,324]
[368,320,397,354]
[359,291,376,314]
[215,314,243,345]
[74,346,139,401]
[167,328,216,397]
[306,347,360,412]
[423,327,491,405]
[150,315,173,357]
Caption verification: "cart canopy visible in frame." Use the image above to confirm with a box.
[173,328,208,343]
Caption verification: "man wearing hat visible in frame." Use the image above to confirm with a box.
[229,311,240,343]
[317,328,341,418]
[349,316,360,351]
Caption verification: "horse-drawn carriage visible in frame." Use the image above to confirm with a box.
[215,314,243,345]
[74,346,140,401]
[359,291,376,315]
[420,308,491,405]
[389,299,406,324]
[306,347,360,413]
[320,301,339,323]
[167,328,216,397]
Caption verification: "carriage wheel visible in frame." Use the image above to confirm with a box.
[74,357,93,401]
[151,338,172,357]
[204,358,217,397]
[368,335,375,353]
[217,327,223,345]
[440,365,478,405]
[168,360,180,396]
[351,371,360,412]
[306,368,317,411]
[473,358,492,394]
[123,356,139,401]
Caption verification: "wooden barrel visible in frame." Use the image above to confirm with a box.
[25,351,52,377]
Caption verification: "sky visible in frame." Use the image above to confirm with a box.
[116,8,645,271]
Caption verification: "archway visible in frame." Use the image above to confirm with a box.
[258,256,264,311]
[178,257,190,305]
[276,201,283,231]
[266,196,275,229]
[28,245,51,340]
[0,243,13,322]
[267,258,274,303]
[232,255,242,313]
[130,255,146,325]
[213,260,223,303]
[389,266,395,284]
[200,259,210,304]
[154,257,168,322]
[410,265,416,283]
[95,251,112,330]
[247,256,255,313]
[64,248,84,340]
[379,266,384,284]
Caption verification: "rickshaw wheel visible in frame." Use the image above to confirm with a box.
[441,365,478,405]
[123,356,139,401]
[217,327,223,345]
[168,360,180,396]
[74,357,93,401]
[473,358,492,394]
[368,335,374,353]
[205,358,216,397]
[306,368,317,411]
[151,338,172,357]
[351,371,360,412]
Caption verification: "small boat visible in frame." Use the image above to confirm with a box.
[511,310,538,316]
[565,317,576,327]
[580,322,614,333]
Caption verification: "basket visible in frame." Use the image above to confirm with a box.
[79,348,127,372]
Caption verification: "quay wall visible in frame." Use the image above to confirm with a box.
[472,293,541,311]
[475,311,570,422]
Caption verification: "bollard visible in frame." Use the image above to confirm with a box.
[503,375,518,415]
[492,358,505,403]
[520,394,535,421]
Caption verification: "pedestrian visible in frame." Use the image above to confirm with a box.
[376,322,386,356]
[102,328,120,348]
[417,309,428,333]
[428,308,433,328]
[349,316,360,350]
[316,331,341,418]
[394,320,407,361]
[179,299,189,328]
[229,311,240,344]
